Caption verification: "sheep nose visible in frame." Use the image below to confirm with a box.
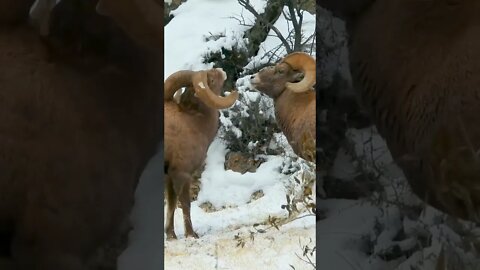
[250,75,255,79]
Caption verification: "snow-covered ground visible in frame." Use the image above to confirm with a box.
[119,1,316,270]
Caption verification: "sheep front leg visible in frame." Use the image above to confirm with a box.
[165,176,178,240]
[170,170,198,239]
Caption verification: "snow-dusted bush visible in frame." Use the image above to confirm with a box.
[203,46,250,92]
[218,78,281,157]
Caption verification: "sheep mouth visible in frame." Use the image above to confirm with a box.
[249,75,261,87]
[249,82,260,90]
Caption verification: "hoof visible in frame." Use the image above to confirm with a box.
[166,232,177,240]
[186,231,199,239]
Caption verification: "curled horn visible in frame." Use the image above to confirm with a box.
[191,71,239,109]
[281,52,316,93]
[164,70,195,101]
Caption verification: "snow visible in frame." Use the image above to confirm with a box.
[164,225,315,270]
[196,139,287,211]
[119,1,316,270]
[164,0,267,79]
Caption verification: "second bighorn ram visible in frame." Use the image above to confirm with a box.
[164,68,239,239]
[250,52,316,162]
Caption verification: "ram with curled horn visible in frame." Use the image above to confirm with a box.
[164,68,238,239]
[249,52,316,162]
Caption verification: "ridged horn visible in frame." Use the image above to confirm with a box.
[164,70,195,101]
[281,52,316,93]
[191,71,239,109]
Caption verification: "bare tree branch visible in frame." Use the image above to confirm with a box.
[234,0,315,73]
[238,0,293,53]
[229,10,252,27]
[285,0,302,51]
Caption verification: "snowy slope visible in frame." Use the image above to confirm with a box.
[164,0,267,78]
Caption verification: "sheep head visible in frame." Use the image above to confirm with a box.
[250,52,315,99]
[164,68,239,110]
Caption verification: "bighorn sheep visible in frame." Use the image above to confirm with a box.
[319,0,480,223]
[164,69,239,239]
[249,52,316,162]
[0,0,162,269]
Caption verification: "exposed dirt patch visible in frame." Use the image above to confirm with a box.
[224,151,265,174]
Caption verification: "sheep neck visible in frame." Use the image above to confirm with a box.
[274,89,314,144]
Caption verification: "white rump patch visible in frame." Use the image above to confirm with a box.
[216,68,227,81]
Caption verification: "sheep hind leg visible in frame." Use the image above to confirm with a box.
[165,176,178,240]
[176,175,198,239]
